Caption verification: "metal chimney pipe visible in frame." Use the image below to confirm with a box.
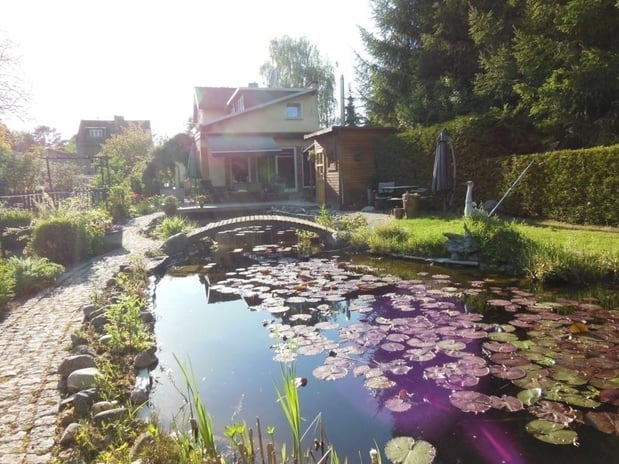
[340,74,345,125]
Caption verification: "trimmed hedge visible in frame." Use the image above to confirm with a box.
[373,116,619,226]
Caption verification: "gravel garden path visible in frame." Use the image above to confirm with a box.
[0,213,162,464]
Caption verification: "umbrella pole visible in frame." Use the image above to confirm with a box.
[489,160,534,216]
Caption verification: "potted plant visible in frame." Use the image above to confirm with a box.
[162,195,179,216]
[197,194,208,207]
[103,223,124,251]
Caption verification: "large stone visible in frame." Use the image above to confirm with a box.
[73,390,95,416]
[59,423,81,446]
[162,232,188,255]
[58,354,96,379]
[66,367,101,393]
[81,303,98,321]
[91,400,119,416]
[140,311,154,324]
[90,314,109,332]
[131,431,154,459]
[93,407,127,424]
[134,352,158,370]
[70,344,96,357]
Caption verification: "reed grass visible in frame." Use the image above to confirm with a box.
[274,364,302,462]
[174,354,222,463]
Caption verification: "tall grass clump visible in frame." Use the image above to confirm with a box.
[156,215,195,239]
[524,242,617,286]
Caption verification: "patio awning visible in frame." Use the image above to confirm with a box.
[207,134,281,155]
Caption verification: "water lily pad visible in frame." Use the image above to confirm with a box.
[315,321,340,330]
[403,348,436,363]
[528,400,581,426]
[384,436,436,464]
[437,339,467,351]
[482,341,517,353]
[585,411,619,436]
[364,376,396,389]
[381,342,406,352]
[487,332,519,342]
[448,390,492,414]
[525,419,578,445]
[517,388,542,406]
[489,365,527,380]
[385,397,413,413]
[489,394,524,412]
[312,364,348,381]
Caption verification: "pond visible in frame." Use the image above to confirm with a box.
[149,241,619,463]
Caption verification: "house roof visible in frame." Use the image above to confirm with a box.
[77,116,151,137]
[202,87,316,127]
[194,86,317,128]
[194,87,236,110]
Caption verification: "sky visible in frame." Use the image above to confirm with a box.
[1,0,374,142]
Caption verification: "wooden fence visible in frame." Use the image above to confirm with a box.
[0,188,108,210]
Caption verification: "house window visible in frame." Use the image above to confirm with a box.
[286,103,302,119]
[88,128,105,138]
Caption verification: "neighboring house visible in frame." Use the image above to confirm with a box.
[76,115,151,160]
[192,84,319,200]
[304,126,397,209]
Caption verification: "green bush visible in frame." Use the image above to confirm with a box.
[107,185,131,223]
[465,215,532,270]
[0,208,35,232]
[156,216,194,239]
[29,217,91,266]
[0,208,35,255]
[8,256,64,296]
[0,259,16,309]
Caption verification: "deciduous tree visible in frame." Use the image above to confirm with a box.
[260,36,336,127]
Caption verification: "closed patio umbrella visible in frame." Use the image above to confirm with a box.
[187,145,202,195]
[431,128,456,212]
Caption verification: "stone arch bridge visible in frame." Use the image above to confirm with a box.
[186,214,340,247]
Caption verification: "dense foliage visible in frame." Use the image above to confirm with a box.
[260,36,337,127]
[359,0,619,148]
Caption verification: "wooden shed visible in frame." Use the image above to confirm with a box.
[304,126,396,209]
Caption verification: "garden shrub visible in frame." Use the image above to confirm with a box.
[0,208,35,255]
[29,217,90,266]
[8,256,64,296]
[155,215,194,239]
[0,259,16,309]
[464,215,532,271]
[107,185,131,223]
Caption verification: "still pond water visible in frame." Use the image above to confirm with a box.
[149,248,619,463]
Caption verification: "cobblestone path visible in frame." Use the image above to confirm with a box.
[0,214,162,464]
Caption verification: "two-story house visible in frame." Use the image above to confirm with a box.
[192,84,319,200]
[76,115,151,159]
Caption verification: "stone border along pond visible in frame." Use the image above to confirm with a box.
[54,259,166,461]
